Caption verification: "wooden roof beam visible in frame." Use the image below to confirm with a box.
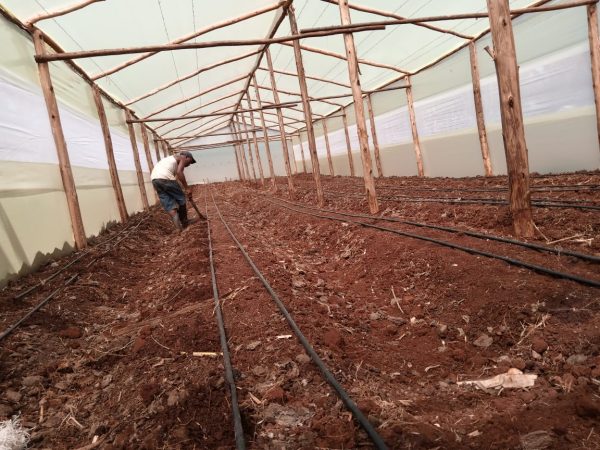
[24,0,105,28]
[320,0,473,39]
[91,1,288,80]
[125,49,263,106]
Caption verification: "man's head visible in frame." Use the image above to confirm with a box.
[180,151,196,167]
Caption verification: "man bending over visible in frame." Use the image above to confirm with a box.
[151,151,196,230]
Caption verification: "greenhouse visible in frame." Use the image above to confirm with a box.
[0,0,599,448]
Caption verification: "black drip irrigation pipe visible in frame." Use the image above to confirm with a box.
[13,216,147,301]
[2,216,149,343]
[268,196,600,264]
[0,274,79,342]
[204,192,246,450]
[209,189,389,450]
[375,184,600,193]
[327,192,600,211]
[264,198,600,289]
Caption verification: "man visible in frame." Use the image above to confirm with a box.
[151,151,196,230]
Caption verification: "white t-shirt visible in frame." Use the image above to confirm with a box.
[151,155,178,181]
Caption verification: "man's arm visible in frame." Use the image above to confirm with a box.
[176,157,192,199]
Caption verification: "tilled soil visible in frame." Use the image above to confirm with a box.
[1,172,599,449]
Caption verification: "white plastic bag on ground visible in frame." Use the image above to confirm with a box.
[458,368,537,390]
[0,417,29,450]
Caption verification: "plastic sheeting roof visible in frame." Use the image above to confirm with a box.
[1,0,556,144]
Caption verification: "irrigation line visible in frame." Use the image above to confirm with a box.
[203,192,246,450]
[209,189,389,450]
[268,195,600,264]
[0,274,79,342]
[378,184,600,193]
[14,215,148,301]
[326,192,600,211]
[264,198,600,289]
[2,216,149,342]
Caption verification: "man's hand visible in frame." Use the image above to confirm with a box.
[186,188,193,200]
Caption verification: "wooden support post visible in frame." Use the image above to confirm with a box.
[140,125,155,172]
[232,120,251,182]
[125,110,149,210]
[92,85,128,222]
[289,4,325,206]
[228,125,244,182]
[339,0,378,212]
[322,119,335,176]
[405,76,424,177]
[239,114,258,182]
[33,30,87,249]
[244,95,265,186]
[469,41,493,176]
[265,48,295,194]
[588,3,600,154]
[289,137,299,174]
[161,140,169,158]
[365,93,383,178]
[298,135,308,173]
[341,108,355,176]
[252,76,277,190]
[487,0,534,238]
[232,142,244,181]
[152,136,161,161]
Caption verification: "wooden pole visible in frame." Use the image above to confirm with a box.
[265,48,295,194]
[298,135,308,173]
[92,85,128,222]
[244,96,266,186]
[257,66,352,89]
[229,124,244,182]
[341,108,355,176]
[338,0,378,213]
[280,42,408,74]
[587,3,600,155]
[239,113,258,182]
[320,0,472,39]
[365,93,383,178]
[140,125,155,172]
[154,90,243,131]
[91,1,286,80]
[33,30,87,249]
[469,41,493,176]
[161,140,168,158]
[232,120,251,182]
[133,100,299,123]
[144,73,249,119]
[487,0,534,238]
[125,110,150,210]
[289,137,299,174]
[36,24,386,63]
[140,125,159,204]
[252,76,277,190]
[311,0,597,33]
[405,76,424,177]
[289,4,325,205]
[322,119,335,176]
[152,135,161,161]
[125,49,262,106]
[25,0,104,27]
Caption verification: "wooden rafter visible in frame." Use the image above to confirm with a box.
[320,0,473,40]
[91,1,287,80]
[25,0,105,27]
